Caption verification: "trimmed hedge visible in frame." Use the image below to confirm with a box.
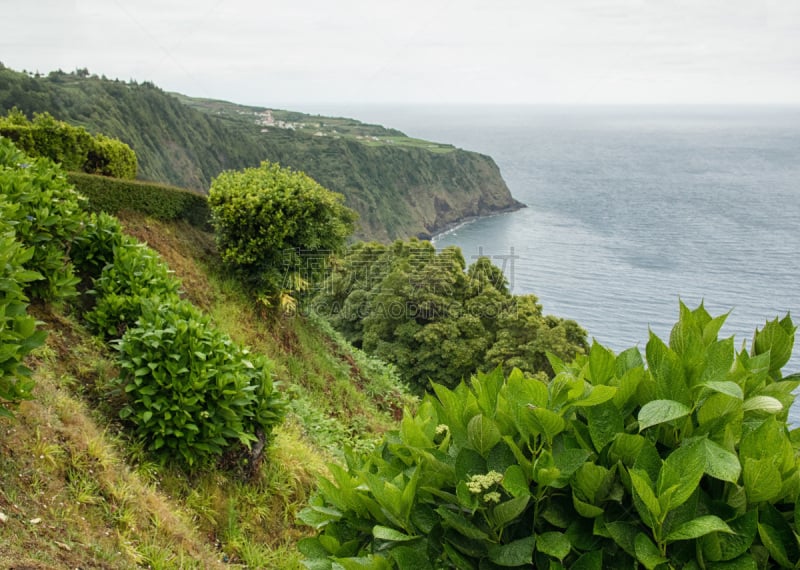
[68,171,211,230]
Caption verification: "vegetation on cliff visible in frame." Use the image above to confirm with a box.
[0,65,522,241]
[313,240,588,392]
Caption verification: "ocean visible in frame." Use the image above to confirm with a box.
[310,104,800,423]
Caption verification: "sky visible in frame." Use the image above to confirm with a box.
[2,0,800,107]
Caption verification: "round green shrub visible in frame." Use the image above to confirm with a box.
[85,236,182,338]
[208,161,357,298]
[71,211,125,281]
[115,300,285,467]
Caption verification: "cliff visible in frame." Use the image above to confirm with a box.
[0,66,523,240]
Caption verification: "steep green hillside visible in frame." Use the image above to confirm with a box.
[0,210,414,569]
[0,65,523,240]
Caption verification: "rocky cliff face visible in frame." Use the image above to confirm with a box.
[255,136,524,241]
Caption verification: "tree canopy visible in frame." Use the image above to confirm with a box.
[314,240,588,391]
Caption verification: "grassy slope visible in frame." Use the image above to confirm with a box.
[0,212,413,569]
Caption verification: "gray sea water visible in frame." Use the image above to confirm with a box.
[310,104,800,423]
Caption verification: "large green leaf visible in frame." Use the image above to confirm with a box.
[742,395,783,414]
[491,495,530,527]
[629,469,661,524]
[665,515,734,542]
[506,372,548,409]
[332,555,393,570]
[455,447,487,481]
[753,315,796,376]
[701,381,743,400]
[701,509,757,562]
[588,341,617,385]
[743,458,782,503]
[647,331,690,404]
[502,465,530,498]
[467,414,502,456]
[572,494,604,518]
[634,532,667,570]
[700,337,735,384]
[700,438,741,483]
[553,447,591,484]
[528,407,565,441]
[707,555,758,570]
[586,400,623,452]
[571,384,617,407]
[638,399,692,431]
[436,507,489,540]
[472,366,505,417]
[612,366,645,411]
[658,440,706,513]
[487,535,536,567]
[573,463,611,505]
[605,521,638,557]
[372,525,418,542]
[390,544,434,570]
[570,550,603,570]
[536,531,571,561]
[758,503,800,567]
[608,433,646,467]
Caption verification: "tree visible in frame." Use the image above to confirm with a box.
[485,294,588,378]
[208,161,357,306]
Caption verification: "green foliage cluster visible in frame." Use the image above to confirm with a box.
[0,196,47,417]
[85,236,182,338]
[0,109,136,178]
[0,136,85,301]
[68,172,211,229]
[0,131,284,465]
[300,303,800,569]
[209,161,357,302]
[0,135,94,416]
[117,300,285,467]
[69,211,126,280]
[81,226,286,466]
[314,240,587,392]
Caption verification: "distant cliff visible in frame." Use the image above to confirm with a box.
[0,66,523,240]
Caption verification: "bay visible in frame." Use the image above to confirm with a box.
[310,104,800,423]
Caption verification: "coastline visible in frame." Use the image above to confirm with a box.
[427,200,526,244]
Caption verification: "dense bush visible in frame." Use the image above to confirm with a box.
[0,197,47,418]
[0,109,137,178]
[314,240,587,392]
[68,172,211,229]
[209,161,357,302]
[0,136,84,301]
[115,300,286,467]
[70,211,126,281]
[300,303,800,569]
[85,236,182,338]
[82,218,287,467]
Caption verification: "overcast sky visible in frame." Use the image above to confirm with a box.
[2,0,800,107]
